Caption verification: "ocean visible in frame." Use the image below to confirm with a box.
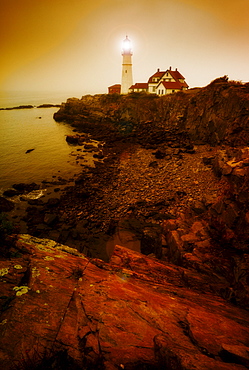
[0,91,94,194]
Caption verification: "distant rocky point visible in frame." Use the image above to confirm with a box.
[0,103,61,110]
[36,103,61,108]
[0,105,34,110]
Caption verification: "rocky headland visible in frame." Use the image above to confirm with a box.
[1,77,249,369]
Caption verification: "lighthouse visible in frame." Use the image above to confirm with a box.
[121,35,133,94]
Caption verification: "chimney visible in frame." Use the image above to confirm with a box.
[169,66,172,70]
[157,68,160,72]
[175,68,178,71]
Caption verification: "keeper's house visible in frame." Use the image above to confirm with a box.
[129,67,188,95]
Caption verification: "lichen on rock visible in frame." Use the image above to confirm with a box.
[13,286,30,296]
[0,268,9,277]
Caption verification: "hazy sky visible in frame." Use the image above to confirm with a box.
[1,0,249,94]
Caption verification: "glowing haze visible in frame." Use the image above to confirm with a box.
[1,0,248,95]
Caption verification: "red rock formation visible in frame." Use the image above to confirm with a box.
[54,79,249,147]
[163,147,249,309]
[0,235,249,369]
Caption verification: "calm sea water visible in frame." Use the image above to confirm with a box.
[0,91,92,192]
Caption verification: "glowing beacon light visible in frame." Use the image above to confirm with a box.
[122,35,132,55]
[121,35,133,94]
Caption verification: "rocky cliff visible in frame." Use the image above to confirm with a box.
[1,78,249,369]
[54,78,249,146]
[1,235,249,370]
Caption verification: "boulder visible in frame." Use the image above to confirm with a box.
[0,236,249,369]
[46,198,60,207]
[12,182,39,193]
[66,134,88,145]
[0,197,15,212]
[3,189,20,197]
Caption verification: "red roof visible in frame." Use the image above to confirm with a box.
[148,71,166,83]
[148,68,187,84]
[169,70,185,80]
[108,84,121,89]
[130,83,148,89]
[158,80,188,90]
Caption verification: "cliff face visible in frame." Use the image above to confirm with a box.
[1,235,249,370]
[54,79,249,146]
[1,79,249,369]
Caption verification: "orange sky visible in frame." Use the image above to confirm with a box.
[1,0,248,94]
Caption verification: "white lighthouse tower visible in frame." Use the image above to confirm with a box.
[121,35,133,94]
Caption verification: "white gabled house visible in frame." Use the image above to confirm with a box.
[149,67,189,95]
[147,69,166,93]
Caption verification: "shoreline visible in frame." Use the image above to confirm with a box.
[1,131,222,262]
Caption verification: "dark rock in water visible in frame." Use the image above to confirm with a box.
[27,182,40,192]
[13,182,39,193]
[3,189,21,197]
[25,148,35,154]
[37,104,61,108]
[66,134,88,145]
[0,196,15,212]
[66,135,79,144]
[12,183,26,192]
